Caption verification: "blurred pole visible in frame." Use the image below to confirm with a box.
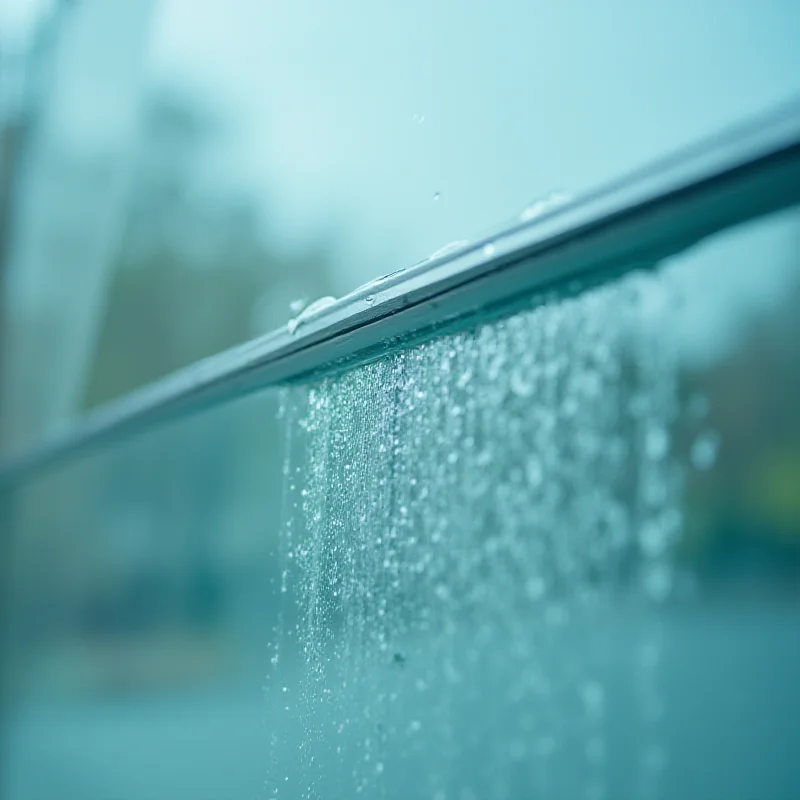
[0,17,37,772]
[0,0,155,781]
[0,0,156,456]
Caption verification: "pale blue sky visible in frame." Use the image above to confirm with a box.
[7,0,800,292]
[142,0,800,291]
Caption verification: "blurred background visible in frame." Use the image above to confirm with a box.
[2,0,800,446]
[1,1,800,798]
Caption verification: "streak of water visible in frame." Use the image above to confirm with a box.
[269,264,694,798]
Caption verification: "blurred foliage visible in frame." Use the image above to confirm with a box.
[82,89,336,408]
[678,242,800,586]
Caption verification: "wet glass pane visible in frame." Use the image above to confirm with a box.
[3,1,800,428]
[3,206,800,799]
[2,388,286,798]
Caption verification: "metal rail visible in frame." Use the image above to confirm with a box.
[2,99,800,487]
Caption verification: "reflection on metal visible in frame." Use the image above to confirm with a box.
[1,99,800,487]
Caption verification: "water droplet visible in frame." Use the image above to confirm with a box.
[639,520,670,558]
[475,449,492,467]
[643,562,673,602]
[581,681,606,718]
[289,298,307,314]
[520,190,573,222]
[525,456,544,487]
[408,719,422,733]
[433,191,441,201]
[428,239,469,261]
[483,242,496,257]
[287,295,337,334]
[644,425,669,460]
[525,576,546,600]
[521,203,545,222]
[375,762,384,774]
[510,367,535,397]
[690,430,720,470]
[456,368,473,389]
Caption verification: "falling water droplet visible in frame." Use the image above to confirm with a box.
[645,425,670,460]
[525,576,546,600]
[510,367,535,397]
[456,368,473,389]
[639,520,670,559]
[643,562,673,602]
[433,191,441,201]
[525,456,544,487]
[581,681,606,718]
[690,430,720,470]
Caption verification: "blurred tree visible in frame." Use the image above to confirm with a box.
[82,87,336,407]
[678,229,800,588]
[51,88,340,658]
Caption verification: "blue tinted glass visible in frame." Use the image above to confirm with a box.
[143,0,800,292]
[4,1,798,422]
[3,206,799,799]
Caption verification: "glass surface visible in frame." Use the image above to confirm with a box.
[1,390,287,799]
[2,206,800,799]
[4,0,800,427]
[143,0,800,294]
